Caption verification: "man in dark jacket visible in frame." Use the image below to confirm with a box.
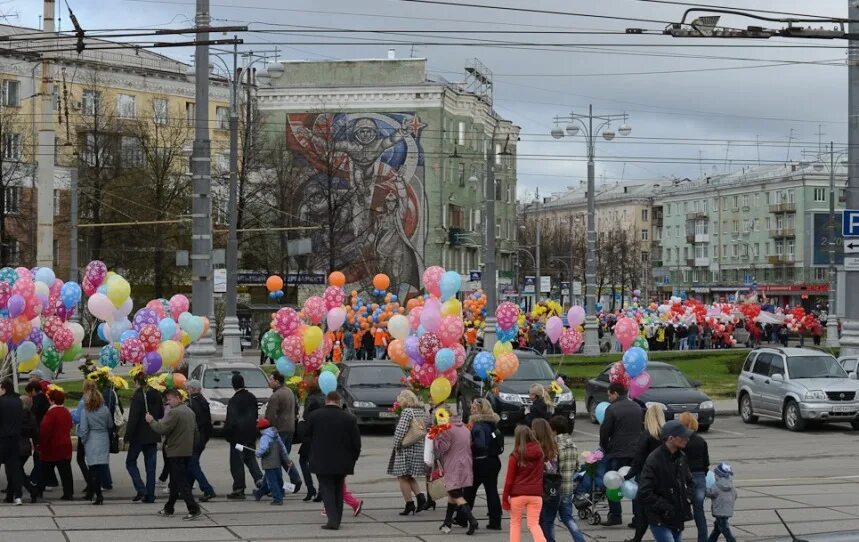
[224,373,262,499]
[264,372,302,492]
[125,373,164,503]
[0,379,25,504]
[598,382,643,526]
[638,420,694,542]
[361,330,374,360]
[305,391,361,530]
[186,380,215,501]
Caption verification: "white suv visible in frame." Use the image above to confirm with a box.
[736,347,859,432]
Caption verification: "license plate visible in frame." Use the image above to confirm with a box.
[674,412,697,420]
[832,405,854,413]
[378,411,398,418]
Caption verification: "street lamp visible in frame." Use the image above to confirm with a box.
[549,257,571,306]
[550,105,630,354]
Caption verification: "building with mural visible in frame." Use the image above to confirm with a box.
[257,56,519,298]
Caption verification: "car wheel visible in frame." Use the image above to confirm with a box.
[587,398,598,425]
[783,400,806,432]
[852,419,859,431]
[739,393,758,424]
[458,395,470,423]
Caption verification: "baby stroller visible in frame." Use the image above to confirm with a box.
[572,464,609,526]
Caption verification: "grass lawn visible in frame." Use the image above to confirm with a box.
[546,349,751,400]
[59,377,136,409]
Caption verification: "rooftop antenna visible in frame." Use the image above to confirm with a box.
[699,150,704,178]
[723,141,731,172]
[785,128,797,164]
[816,124,825,154]
[756,135,761,165]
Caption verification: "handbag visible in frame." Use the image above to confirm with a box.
[543,459,562,503]
[423,434,434,468]
[402,415,426,448]
[427,461,447,500]
[294,419,308,445]
[109,431,120,454]
[111,390,127,429]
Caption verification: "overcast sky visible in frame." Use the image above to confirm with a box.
[10,0,850,199]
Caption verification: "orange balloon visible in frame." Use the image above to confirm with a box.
[406,298,420,311]
[266,275,284,292]
[495,352,520,380]
[172,373,187,390]
[201,317,210,338]
[372,273,390,290]
[387,339,409,367]
[329,271,346,287]
[12,317,31,344]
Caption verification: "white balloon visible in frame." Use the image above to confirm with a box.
[34,282,50,298]
[388,314,410,341]
[67,322,85,344]
[30,317,41,329]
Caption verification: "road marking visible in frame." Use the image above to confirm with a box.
[708,427,745,436]
[574,428,600,437]
[739,474,859,484]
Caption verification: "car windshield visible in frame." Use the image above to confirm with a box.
[786,356,848,379]
[508,357,555,381]
[648,367,692,388]
[347,366,407,386]
[203,368,269,389]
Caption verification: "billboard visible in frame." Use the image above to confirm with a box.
[812,213,845,266]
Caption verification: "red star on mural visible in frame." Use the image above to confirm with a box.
[403,114,426,137]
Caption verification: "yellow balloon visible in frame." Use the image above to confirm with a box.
[106,276,131,308]
[441,299,462,317]
[429,377,452,405]
[180,331,192,347]
[0,342,8,360]
[18,354,38,373]
[304,326,323,354]
[493,340,513,358]
[158,340,183,368]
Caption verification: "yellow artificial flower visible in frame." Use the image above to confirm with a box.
[550,381,563,396]
[147,376,166,392]
[128,365,142,378]
[86,373,100,382]
[434,407,451,425]
[178,389,188,401]
[98,366,111,374]
[47,383,64,393]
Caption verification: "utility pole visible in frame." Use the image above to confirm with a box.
[188,0,216,357]
[482,127,497,351]
[827,142,839,348]
[843,0,859,355]
[36,0,56,268]
[534,189,541,305]
[221,38,241,358]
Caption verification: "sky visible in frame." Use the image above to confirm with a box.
[8,0,851,200]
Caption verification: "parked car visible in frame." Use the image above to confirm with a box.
[456,349,576,429]
[838,355,859,374]
[337,361,407,426]
[585,361,715,432]
[737,347,859,432]
[188,361,272,431]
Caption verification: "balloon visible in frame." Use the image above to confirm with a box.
[323,286,345,311]
[328,271,346,287]
[495,352,519,380]
[614,317,639,351]
[274,307,300,337]
[168,294,190,321]
[629,371,652,400]
[388,315,410,341]
[492,340,512,358]
[546,316,563,344]
[603,470,623,490]
[326,307,346,330]
[158,340,184,368]
[319,371,337,395]
[441,298,462,317]
[568,306,586,328]
[132,308,159,332]
[622,347,648,378]
[266,275,284,292]
[58,282,81,310]
[303,296,326,325]
[99,344,120,369]
[146,299,167,320]
[429,376,452,404]
[372,274,390,291]
[87,293,115,322]
[281,335,303,363]
[83,260,107,292]
[621,480,638,500]
[179,313,204,342]
[303,326,323,355]
[138,323,162,352]
[53,326,74,351]
[609,361,631,388]
[451,343,466,369]
[595,401,610,424]
[143,351,162,375]
[260,330,283,359]
[120,338,145,364]
[66,322,85,345]
[420,298,442,333]
[405,335,421,363]
[172,373,187,390]
[16,340,36,363]
[706,470,716,489]
[439,271,461,301]
[17,353,38,373]
[275,356,296,377]
[387,339,409,368]
[418,332,442,362]
[606,487,623,502]
[559,328,583,355]
[473,351,495,379]
[110,318,131,343]
[437,315,464,347]
[434,348,455,372]
[34,267,55,286]
[422,266,444,298]
[303,349,324,372]
[62,344,81,362]
[495,301,519,331]
[106,276,131,308]
[11,317,31,343]
[7,293,24,318]
[158,318,177,340]
[96,323,109,343]
[632,336,649,351]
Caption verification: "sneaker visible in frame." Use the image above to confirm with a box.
[183,511,202,521]
[270,501,283,506]
[132,494,144,502]
[44,486,57,492]
[227,491,245,500]
[162,486,170,494]
[157,509,173,517]
[13,498,22,506]
[601,516,623,527]
[199,494,216,503]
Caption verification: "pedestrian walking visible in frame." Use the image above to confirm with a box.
[186,380,216,501]
[305,391,362,530]
[688,322,699,350]
[77,384,113,505]
[524,384,553,427]
[343,331,355,361]
[598,382,643,527]
[264,371,302,493]
[25,375,58,491]
[17,395,38,502]
[225,373,263,499]
[540,416,586,542]
[253,418,289,505]
[434,411,478,535]
[463,398,503,531]
[320,479,363,517]
[298,384,325,502]
[0,379,28,505]
[125,372,164,504]
[533,418,565,542]
[638,420,694,542]
[502,425,546,542]
[361,329,375,360]
[678,412,710,542]
[624,404,666,542]
[706,463,737,542]
[146,389,202,521]
[387,390,429,515]
[35,388,74,501]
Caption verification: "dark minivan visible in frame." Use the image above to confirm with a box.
[337,361,407,426]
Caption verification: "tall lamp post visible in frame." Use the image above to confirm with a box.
[550,257,571,306]
[812,142,847,348]
[550,105,631,354]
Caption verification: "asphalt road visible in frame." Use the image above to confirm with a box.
[2,414,859,541]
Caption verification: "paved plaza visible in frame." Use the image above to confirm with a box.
[1,415,858,541]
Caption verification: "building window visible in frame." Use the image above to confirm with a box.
[5,240,19,264]
[732,220,739,233]
[2,133,21,160]
[53,189,61,216]
[82,89,101,115]
[117,94,135,119]
[1,80,19,107]
[666,203,671,215]
[742,194,749,208]
[814,188,826,202]
[684,247,689,259]
[641,209,648,221]
[153,99,168,125]
[121,136,143,167]
[495,218,501,239]
[185,102,195,126]
[641,229,648,241]
[216,106,229,130]
[457,121,465,146]
[753,243,760,257]
[4,186,20,214]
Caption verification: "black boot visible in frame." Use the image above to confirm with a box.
[459,504,478,536]
[439,503,457,534]
[398,501,416,516]
[303,489,317,502]
[416,493,427,512]
[425,494,436,511]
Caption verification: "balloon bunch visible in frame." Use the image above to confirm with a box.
[345,289,402,331]
[603,468,639,502]
[462,290,487,329]
[548,305,586,355]
[606,346,651,399]
[371,273,391,296]
[265,275,285,300]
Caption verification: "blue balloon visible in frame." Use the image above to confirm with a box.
[275,356,296,377]
[440,271,462,301]
[622,347,648,378]
[319,371,337,395]
[595,401,610,424]
[391,294,398,302]
[416,325,426,337]
[97,323,108,342]
[474,351,495,380]
[111,318,131,343]
[497,324,518,343]
[269,292,278,299]
[120,330,139,343]
[97,284,108,295]
[706,471,716,489]
[435,348,455,372]
[621,480,638,500]
[60,282,82,309]
[35,267,55,285]
[99,344,120,369]
[595,303,603,312]
[158,318,177,340]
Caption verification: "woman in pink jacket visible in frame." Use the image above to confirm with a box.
[434,413,478,535]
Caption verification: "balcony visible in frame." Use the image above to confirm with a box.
[651,238,662,247]
[768,255,796,266]
[686,258,695,267]
[769,227,796,239]
[694,257,710,267]
[655,216,663,227]
[695,233,709,243]
[686,233,695,243]
[769,202,797,213]
[686,211,707,220]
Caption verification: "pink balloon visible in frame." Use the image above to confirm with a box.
[53,326,74,351]
[120,338,146,364]
[0,319,10,342]
[609,361,630,388]
[420,298,442,333]
[169,294,190,321]
[138,324,162,352]
[546,316,563,344]
[422,266,445,298]
[418,332,442,362]
[629,371,652,399]
[326,307,346,331]
[442,368,458,387]
[0,282,10,309]
[274,307,300,336]
[84,261,107,289]
[408,306,423,331]
[87,293,115,321]
[146,299,167,320]
[559,328,583,354]
[302,349,324,372]
[495,301,519,331]
[568,306,586,328]
[50,279,64,298]
[322,286,345,311]
[451,343,467,368]
[303,296,326,325]
[437,315,464,347]
[614,317,639,351]
[282,335,304,362]
[411,362,437,387]
[12,277,34,298]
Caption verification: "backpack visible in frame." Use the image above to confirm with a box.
[488,425,504,456]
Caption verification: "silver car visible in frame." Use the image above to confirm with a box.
[737,347,859,432]
[188,361,272,431]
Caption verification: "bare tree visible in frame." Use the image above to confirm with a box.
[0,94,33,266]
